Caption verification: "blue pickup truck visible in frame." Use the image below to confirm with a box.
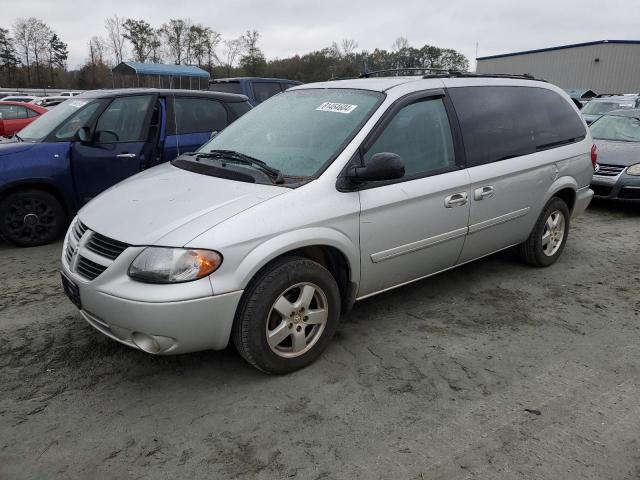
[0,88,250,246]
[208,77,301,106]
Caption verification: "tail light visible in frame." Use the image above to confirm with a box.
[590,144,598,169]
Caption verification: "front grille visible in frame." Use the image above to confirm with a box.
[72,220,88,242]
[591,184,613,197]
[76,256,108,280]
[85,232,129,260]
[65,242,74,263]
[619,187,640,199]
[594,164,625,177]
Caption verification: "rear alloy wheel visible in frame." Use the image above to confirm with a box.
[233,256,341,374]
[0,189,66,247]
[519,197,570,267]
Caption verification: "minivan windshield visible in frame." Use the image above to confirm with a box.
[19,98,97,142]
[198,88,384,177]
[590,114,640,142]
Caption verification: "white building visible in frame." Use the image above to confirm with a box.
[476,40,640,94]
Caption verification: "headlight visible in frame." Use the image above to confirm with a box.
[626,163,640,176]
[128,247,222,283]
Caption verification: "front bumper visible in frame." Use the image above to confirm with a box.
[591,173,640,201]
[60,261,243,355]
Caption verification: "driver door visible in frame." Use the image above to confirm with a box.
[71,94,156,205]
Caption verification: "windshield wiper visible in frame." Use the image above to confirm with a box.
[12,134,23,142]
[192,149,284,184]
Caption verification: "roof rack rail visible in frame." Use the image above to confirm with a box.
[359,67,453,78]
[352,68,544,82]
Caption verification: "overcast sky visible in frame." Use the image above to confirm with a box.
[4,0,640,70]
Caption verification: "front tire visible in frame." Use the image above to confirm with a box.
[232,256,341,374]
[0,189,66,247]
[519,197,570,267]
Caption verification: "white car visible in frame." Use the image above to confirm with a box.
[58,91,82,97]
[1,95,39,103]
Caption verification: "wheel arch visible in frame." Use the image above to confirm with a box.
[220,228,360,314]
[0,179,74,220]
[545,176,577,213]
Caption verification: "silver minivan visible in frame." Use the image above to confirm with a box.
[60,73,594,373]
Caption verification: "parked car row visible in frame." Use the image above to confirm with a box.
[57,73,595,373]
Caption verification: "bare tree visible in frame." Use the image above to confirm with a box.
[223,37,243,76]
[31,19,53,87]
[340,39,358,57]
[12,18,31,84]
[105,15,127,65]
[392,36,409,52]
[204,30,221,72]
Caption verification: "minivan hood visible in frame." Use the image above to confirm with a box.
[79,162,288,246]
[595,139,640,167]
[0,141,36,157]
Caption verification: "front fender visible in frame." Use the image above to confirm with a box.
[209,227,360,294]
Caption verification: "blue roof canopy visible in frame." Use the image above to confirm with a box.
[113,62,210,79]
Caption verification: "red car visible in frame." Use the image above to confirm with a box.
[0,101,48,137]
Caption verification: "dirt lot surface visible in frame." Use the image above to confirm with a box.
[1,200,639,480]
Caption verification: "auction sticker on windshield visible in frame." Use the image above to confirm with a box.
[316,102,358,114]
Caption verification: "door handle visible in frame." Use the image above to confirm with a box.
[116,153,136,158]
[474,185,495,201]
[444,192,468,208]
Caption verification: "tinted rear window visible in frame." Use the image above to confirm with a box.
[174,97,228,134]
[449,86,586,166]
[209,82,243,95]
[253,82,282,104]
[227,101,251,119]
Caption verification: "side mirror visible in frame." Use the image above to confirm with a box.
[351,152,405,182]
[76,126,91,144]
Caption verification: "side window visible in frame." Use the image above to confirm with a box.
[364,98,456,177]
[449,86,586,166]
[55,102,104,140]
[0,105,28,120]
[94,95,154,143]
[252,82,282,104]
[526,88,587,148]
[174,98,228,134]
[0,105,16,119]
[26,108,39,118]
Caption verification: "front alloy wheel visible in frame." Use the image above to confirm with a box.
[233,256,341,374]
[267,282,329,358]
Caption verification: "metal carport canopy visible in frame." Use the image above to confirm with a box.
[112,62,210,78]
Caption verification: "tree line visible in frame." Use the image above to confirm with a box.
[0,16,469,89]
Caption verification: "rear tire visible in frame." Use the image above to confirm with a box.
[232,256,341,374]
[0,189,66,247]
[519,197,570,267]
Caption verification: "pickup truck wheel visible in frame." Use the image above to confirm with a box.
[232,256,341,374]
[0,189,65,247]
[519,197,570,267]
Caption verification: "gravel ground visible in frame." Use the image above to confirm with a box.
[1,200,639,480]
